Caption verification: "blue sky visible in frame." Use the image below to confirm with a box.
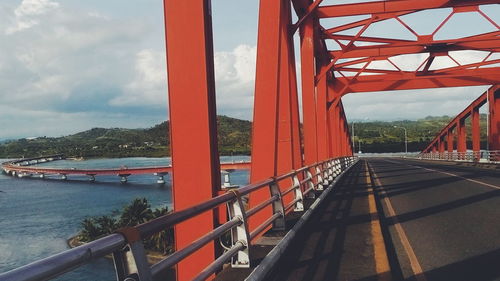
[0,0,497,138]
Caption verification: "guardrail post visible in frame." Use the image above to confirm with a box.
[227,190,251,268]
[327,160,334,181]
[269,182,286,231]
[114,228,153,281]
[334,159,341,176]
[315,165,324,191]
[305,169,316,199]
[292,174,304,211]
[321,162,330,185]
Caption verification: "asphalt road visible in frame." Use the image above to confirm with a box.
[368,158,500,281]
[265,158,500,281]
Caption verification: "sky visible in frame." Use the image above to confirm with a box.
[0,0,498,139]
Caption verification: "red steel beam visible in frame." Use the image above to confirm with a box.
[471,107,481,153]
[300,13,319,165]
[447,130,454,153]
[439,137,445,153]
[249,0,283,234]
[289,50,303,170]
[163,0,220,279]
[457,119,467,155]
[488,85,500,153]
[317,0,499,18]
[277,0,300,207]
[332,67,500,95]
[329,36,500,59]
[421,86,496,154]
[316,64,329,161]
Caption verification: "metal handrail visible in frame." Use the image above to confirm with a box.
[418,150,500,163]
[0,156,357,281]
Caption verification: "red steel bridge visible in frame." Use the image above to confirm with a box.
[1,1,499,281]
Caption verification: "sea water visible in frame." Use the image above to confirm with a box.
[0,156,250,280]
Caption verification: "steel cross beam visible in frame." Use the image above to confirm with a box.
[314,1,500,98]
[316,0,500,18]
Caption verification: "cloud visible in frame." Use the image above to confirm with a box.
[214,44,257,119]
[342,85,490,121]
[110,49,167,107]
[0,0,168,138]
[6,0,59,34]
[0,0,494,140]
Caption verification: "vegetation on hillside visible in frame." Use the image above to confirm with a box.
[0,114,489,157]
[352,115,488,153]
[0,115,251,158]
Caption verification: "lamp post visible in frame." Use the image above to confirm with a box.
[394,126,408,154]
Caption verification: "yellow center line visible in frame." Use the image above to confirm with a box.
[364,161,391,281]
[367,161,428,281]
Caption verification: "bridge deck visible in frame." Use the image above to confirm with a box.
[257,159,499,281]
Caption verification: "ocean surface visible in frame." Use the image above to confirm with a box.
[0,156,250,280]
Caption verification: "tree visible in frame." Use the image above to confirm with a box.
[118,198,153,227]
[79,218,102,242]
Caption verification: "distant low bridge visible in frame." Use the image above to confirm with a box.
[1,155,251,183]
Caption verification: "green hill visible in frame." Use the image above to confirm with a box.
[0,114,489,158]
[351,115,488,153]
[0,116,251,158]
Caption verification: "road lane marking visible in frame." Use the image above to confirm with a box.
[384,159,500,190]
[367,162,428,281]
[364,162,391,281]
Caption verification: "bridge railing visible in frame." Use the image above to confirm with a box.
[0,156,357,281]
[418,150,500,163]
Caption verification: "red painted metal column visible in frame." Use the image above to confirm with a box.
[488,86,500,156]
[276,0,300,206]
[342,115,348,156]
[447,130,454,153]
[329,99,342,157]
[471,107,481,160]
[288,32,303,170]
[249,0,282,233]
[316,69,329,161]
[163,1,220,279]
[457,119,466,159]
[439,137,445,154]
[327,86,338,158]
[300,14,318,165]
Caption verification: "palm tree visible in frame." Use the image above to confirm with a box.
[118,198,153,227]
[148,207,174,254]
[79,218,102,242]
[96,215,117,235]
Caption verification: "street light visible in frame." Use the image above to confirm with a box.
[394,126,408,154]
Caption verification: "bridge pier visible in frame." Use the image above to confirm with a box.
[119,174,130,183]
[61,174,67,180]
[87,175,95,182]
[221,171,238,189]
[154,172,168,184]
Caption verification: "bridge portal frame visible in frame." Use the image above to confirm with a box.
[163,0,499,280]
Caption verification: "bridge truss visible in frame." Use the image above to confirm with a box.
[420,85,499,161]
[1,1,499,281]
[163,0,500,279]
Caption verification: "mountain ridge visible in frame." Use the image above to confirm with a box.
[0,115,488,158]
